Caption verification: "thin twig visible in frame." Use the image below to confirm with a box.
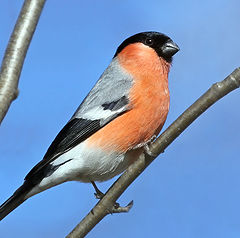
[66,68,240,238]
[0,0,46,124]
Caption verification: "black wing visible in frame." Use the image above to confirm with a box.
[25,96,130,182]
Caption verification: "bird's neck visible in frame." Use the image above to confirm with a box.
[117,43,170,84]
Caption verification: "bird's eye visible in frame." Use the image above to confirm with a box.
[145,38,153,45]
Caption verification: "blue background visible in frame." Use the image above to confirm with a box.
[0,1,240,237]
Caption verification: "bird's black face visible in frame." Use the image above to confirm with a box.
[114,31,179,63]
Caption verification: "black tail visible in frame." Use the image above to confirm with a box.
[0,183,31,221]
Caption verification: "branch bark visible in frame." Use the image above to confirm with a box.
[66,68,240,238]
[0,0,46,124]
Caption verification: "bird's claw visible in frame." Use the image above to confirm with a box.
[94,191,105,200]
[144,144,158,157]
[91,181,133,214]
[94,191,121,211]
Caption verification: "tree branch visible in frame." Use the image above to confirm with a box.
[0,0,46,124]
[66,68,240,238]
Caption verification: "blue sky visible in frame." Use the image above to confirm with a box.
[0,0,240,237]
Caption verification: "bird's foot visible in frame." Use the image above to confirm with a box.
[91,181,133,214]
[91,181,105,199]
[144,144,159,158]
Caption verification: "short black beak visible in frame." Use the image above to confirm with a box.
[161,39,180,57]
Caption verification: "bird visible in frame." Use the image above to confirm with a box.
[0,31,179,220]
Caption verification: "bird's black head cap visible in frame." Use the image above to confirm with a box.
[114,31,179,63]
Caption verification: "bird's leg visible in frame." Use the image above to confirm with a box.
[91,181,119,209]
[90,181,133,214]
[143,135,163,157]
[91,181,120,209]
[91,181,105,199]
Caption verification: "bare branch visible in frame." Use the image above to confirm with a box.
[0,0,46,124]
[66,68,240,238]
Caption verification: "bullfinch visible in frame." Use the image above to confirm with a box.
[0,31,179,220]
